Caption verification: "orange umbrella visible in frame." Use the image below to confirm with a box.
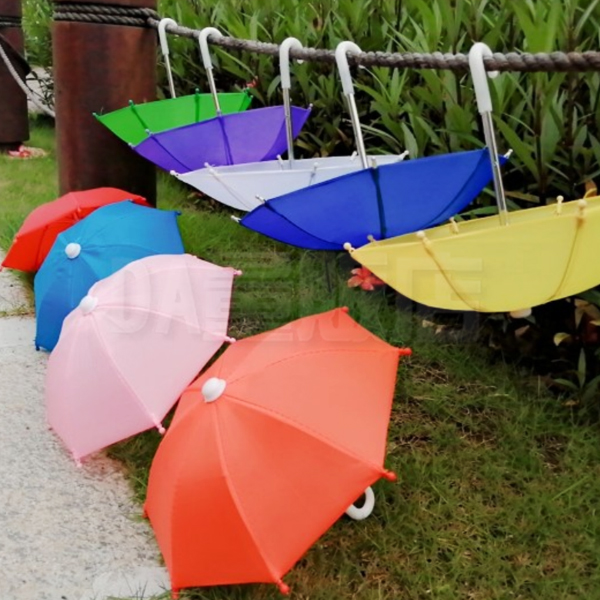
[144,307,411,598]
[1,187,149,272]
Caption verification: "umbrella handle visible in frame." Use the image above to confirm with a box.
[335,41,368,169]
[468,42,508,225]
[158,18,178,99]
[468,42,499,115]
[345,486,375,521]
[198,27,224,115]
[279,37,303,91]
[279,37,303,165]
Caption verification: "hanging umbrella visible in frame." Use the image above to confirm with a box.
[1,187,149,273]
[45,254,240,464]
[93,19,252,146]
[239,41,508,250]
[144,307,411,598]
[347,42,600,314]
[132,27,311,173]
[174,37,408,212]
[34,201,184,351]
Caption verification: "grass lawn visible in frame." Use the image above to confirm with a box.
[2,120,600,600]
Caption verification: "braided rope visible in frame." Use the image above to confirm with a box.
[54,3,159,27]
[149,18,600,73]
[0,16,21,28]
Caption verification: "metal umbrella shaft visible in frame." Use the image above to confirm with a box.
[481,111,509,226]
[206,66,222,116]
[283,87,295,165]
[164,54,176,99]
[346,93,368,169]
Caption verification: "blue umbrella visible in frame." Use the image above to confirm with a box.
[34,201,184,351]
[240,41,509,251]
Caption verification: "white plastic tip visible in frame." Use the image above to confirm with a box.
[79,295,98,315]
[201,377,227,403]
[65,242,81,259]
[343,242,353,252]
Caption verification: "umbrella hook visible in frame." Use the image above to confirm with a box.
[279,37,304,167]
[345,486,375,520]
[469,42,509,226]
[198,27,224,115]
[335,41,368,169]
[158,18,178,99]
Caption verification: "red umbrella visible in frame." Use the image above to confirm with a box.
[1,187,149,272]
[144,307,411,597]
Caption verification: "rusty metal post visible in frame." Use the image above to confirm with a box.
[52,0,157,204]
[0,0,29,152]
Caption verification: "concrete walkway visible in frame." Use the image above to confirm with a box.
[0,258,170,599]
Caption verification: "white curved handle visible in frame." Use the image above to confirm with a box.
[158,18,177,58]
[279,37,303,91]
[468,42,499,115]
[335,41,362,97]
[199,27,223,71]
[345,486,375,521]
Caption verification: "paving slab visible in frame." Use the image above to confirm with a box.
[0,257,168,600]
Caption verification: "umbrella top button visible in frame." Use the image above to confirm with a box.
[79,295,98,315]
[201,378,227,403]
[65,242,81,259]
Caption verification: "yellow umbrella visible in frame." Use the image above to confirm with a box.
[346,43,600,314]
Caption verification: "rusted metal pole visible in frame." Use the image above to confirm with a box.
[0,0,29,152]
[52,0,157,204]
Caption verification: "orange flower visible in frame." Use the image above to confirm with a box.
[347,267,385,291]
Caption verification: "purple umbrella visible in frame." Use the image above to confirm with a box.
[132,27,311,173]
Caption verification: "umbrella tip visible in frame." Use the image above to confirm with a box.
[340,306,350,313]
[383,470,397,482]
[156,423,166,435]
[202,377,227,403]
[232,269,243,276]
[277,581,291,595]
[79,295,98,315]
[343,242,354,252]
[398,347,412,357]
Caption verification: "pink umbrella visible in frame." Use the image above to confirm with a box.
[45,254,241,464]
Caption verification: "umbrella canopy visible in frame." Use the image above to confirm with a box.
[94,21,252,146]
[45,254,240,464]
[348,194,600,313]
[94,91,252,147]
[1,187,149,272]
[241,148,507,249]
[34,201,184,351]
[347,42,584,314]
[144,307,411,597]
[174,37,407,212]
[239,41,507,249]
[134,104,310,173]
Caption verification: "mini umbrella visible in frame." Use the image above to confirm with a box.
[132,27,311,173]
[45,254,240,464]
[174,37,407,211]
[239,41,508,250]
[144,307,411,597]
[34,201,184,351]
[347,43,600,314]
[94,19,252,146]
[1,187,149,272]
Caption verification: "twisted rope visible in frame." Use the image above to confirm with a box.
[149,18,600,73]
[54,3,159,27]
[0,16,21,28]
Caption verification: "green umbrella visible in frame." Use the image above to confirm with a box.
[94,20,252,146]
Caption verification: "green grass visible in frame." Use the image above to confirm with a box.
[3,122,600,599]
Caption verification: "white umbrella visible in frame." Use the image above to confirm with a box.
[172,37,407,212]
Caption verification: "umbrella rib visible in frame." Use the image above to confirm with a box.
[211,408,282,583]
[144,135,195,173]
[224,390,388,476]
